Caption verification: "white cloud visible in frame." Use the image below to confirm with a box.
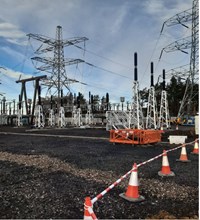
[1,67,34,80]
[144,0,192,19]
[0,20,27,45]
[0,0,194,103]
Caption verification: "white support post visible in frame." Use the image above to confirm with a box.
[158,90,170,129]
[71,106,82,127]
[58,106,65,128]
[85,109,93,125]
[48,109,55,127]
[132,81,144,129]
[77,108,82,127]
[17,107,22,127]
[34,105,45,128]
[146,86,158,129]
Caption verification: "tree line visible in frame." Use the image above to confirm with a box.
[140,76,199,117]
[42,76,198,117]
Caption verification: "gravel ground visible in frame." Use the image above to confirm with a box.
[0,126,198,219]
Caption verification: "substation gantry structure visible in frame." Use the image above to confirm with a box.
[16,75,47,125]
[146,62,157,129]
[159,0,199,117]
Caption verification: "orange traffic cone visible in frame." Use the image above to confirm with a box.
[119,163,145,202]
[158,150,175,176]
[191,139,199,155]
[84,197,93,220]
[176,144,191,162]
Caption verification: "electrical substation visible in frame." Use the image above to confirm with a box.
[0,0,199,219]
[0,0,198,131]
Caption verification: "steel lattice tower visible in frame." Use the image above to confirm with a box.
[28,25,88,100]
[179,0,199,117]
[160,0,199,117]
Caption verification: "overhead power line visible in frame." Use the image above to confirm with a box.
[72,44,132,71]
[84,61,132,80]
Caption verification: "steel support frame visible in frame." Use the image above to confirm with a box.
[58,106,66,128]
[158,90,170,129]
[132,81,144,129]
[34,105,45,128]
[48,109,55,127]
[146,86,157,129]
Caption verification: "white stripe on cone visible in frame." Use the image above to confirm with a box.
[181,145,187,155]
[192,140,199,154]
[194,141,199,150]
[128,164,138,186]
[162,152,169,166]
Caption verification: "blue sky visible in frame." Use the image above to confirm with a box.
[0,0,193,104]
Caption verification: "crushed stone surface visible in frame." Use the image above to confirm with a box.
[0,126,198,219]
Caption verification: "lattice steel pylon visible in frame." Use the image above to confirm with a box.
[131,53,144,129]
[146,62,157,129]
[159,0,199,117]
[180,0,199,117]
[28,25,88,100]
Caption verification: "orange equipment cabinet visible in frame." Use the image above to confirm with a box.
[109,129,161,145]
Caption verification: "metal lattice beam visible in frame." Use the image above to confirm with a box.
[160,8,192,33]
[159,36,191,59]
[159,0,199,117]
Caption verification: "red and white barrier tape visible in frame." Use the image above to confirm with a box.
[88,207,98,220]
[91,139,197,204]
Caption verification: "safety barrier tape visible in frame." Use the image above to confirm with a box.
[88,207,98,220]
[91,139,198,204]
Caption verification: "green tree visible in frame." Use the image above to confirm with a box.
[166,76,185,116]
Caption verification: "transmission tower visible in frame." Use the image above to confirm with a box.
[28,25,88,100]
[159,0,199,117]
